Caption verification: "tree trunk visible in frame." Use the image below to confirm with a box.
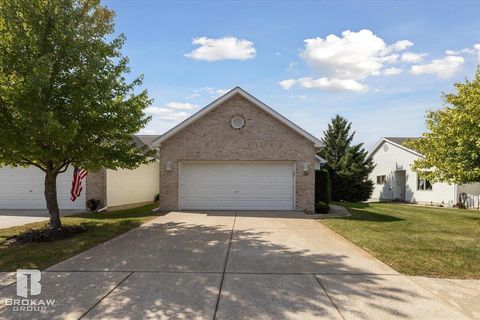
[44,171,62,229]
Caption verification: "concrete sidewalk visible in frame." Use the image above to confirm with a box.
[0,209,82,229]
[0,210,476,319]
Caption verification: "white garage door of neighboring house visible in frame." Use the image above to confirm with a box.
[0,166,85,210]
[179,161,294,210]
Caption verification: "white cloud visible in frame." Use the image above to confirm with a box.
[300,29,410,80]
[280,30,479,92]
[279,79,297,90]
[446,48,474,55]
[410,55,464,78]
[400,52,427,63]
[186,87,230,99]
[185,92,200,100]
[465,47,476,54]
[184,37,256,61]
[279,29,420,92]
[281,77,366,92]
[445,44,480,62]
[383,67,403,76]
[157,111,189,121]
[144,107,171,115]
[145,102,199,122]
[474,44,480,62]
[144,106,189,121]
[389,40,414,51]
[165,102,198,110]
[213,88,230,97]
[379,54,399,64]
[138,128,157,135]
[281,29,413,92]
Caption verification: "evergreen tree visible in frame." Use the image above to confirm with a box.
[319,115,374,201]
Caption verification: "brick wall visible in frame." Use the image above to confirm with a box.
[158,93,316,212]
[86,169,107,208]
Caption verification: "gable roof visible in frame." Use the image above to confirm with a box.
[315,154,326,165]
[368,137,423,158]
[135,135,161,147]
[132,135,161,149]
[383,137,419,146]
[151,87,323,147]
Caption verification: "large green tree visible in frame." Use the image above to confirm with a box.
[0,0,153,229]
[319,115,374,202]
[407,68,480,184]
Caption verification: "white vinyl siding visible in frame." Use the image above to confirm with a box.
[179,161,294,210]
[369,140,455,204]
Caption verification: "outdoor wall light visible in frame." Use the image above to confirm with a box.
[303,162,309,172]
[166,161,172,171]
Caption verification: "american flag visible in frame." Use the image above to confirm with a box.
[70,167,87,201]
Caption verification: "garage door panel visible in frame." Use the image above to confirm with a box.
[237,200,292,210]
[0,166,85,210]
[180,162,294,210]
[181,187,292,197]
[182,200,238,210]
[238,191,292,198]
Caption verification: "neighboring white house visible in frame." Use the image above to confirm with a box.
[0,135,160,211]
[368,137,480,207]
[0,166,87,210]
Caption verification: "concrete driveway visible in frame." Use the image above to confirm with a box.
[0,210,476,319]
[0,209,82,229]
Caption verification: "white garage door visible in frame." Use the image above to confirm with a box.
[179,161,294,210]
[0,166,85,210]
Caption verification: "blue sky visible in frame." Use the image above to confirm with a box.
[104,0,480,149]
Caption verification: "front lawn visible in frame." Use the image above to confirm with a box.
[0,204,161,271]
[321,202,480,278]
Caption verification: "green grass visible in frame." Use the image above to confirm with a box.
[321,202,480,279]
[0,204,161,271]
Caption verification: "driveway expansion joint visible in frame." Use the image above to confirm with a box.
[41,270,224,274]
[313,273,346,320]
[35,270,405,276]
[78,271,134,320]
[0,280,16,292]
[213,210,237,320]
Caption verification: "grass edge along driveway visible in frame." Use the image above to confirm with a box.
[0,204,161,271]
[321,202,480,279]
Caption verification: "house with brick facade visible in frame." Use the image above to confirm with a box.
[151,87,323,212]
[0,87,323,212]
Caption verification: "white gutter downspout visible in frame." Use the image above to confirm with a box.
[453,184,458,206]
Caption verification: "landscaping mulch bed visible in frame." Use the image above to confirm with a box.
[6,225,88,245]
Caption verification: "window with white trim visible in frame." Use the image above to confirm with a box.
[376,175,386,184]
[417,176,432,190]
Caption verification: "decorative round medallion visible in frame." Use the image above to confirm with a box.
[230,116,245,129]
[383,144,389,152]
